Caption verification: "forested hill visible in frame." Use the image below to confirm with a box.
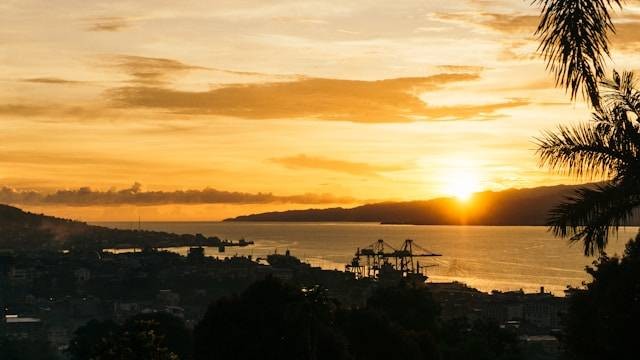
[225,183,625,225]
[0,204,220,250]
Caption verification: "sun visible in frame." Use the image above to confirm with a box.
[444,169,479,201]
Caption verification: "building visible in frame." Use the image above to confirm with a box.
[4,315,44,339]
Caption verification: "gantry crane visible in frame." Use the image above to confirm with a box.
[346,239,441,280]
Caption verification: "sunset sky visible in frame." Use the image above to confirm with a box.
[2,0,640,220]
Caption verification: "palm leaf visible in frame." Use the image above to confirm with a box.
[534,0,622,108]
[548,181,640,255]
[600,70,640,117]
[535,122,629,178]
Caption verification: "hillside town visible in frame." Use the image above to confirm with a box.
[1,246,566,358]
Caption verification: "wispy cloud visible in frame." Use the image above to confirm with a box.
[21,77,81,85]
[0,104,48,117]
[612,14,640,51]
[0,183,359,206]
[104,55,209,85]
[432,12,538,34]
[0,103,120,121]
[85,16,131,32]
[437,65,487,73]
[272,154,408,176]
[480,13,538,33]
[107,73,528,122]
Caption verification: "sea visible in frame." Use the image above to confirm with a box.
[94,222,638,296]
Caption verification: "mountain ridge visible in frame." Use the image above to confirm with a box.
[225,183,621,225]
[0,204,223,250]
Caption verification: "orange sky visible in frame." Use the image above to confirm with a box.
[2,0,640,220]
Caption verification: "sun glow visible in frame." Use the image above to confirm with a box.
[444,168,480,202]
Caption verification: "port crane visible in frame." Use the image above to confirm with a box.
[346,239,441,280]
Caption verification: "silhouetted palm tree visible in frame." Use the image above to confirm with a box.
[536,71,640,255]
[534,0,622,108]
[533,1,640,255]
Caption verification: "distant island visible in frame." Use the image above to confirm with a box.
[226,183,630,225]
[0,204,250,251]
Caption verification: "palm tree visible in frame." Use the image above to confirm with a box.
[536,71,640,255]
[534,0,622,108]
[533,0,640,255]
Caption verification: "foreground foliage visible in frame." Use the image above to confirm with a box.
[67,312,192,360]
[537,71,640,255]
[534,0,622,108]
[0,337,60,360]
[562,232,640,359]
[194,277,523,360]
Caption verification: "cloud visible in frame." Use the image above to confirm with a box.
[21,77,81,84]
[432,12,538,34]
[432,12,539,61]
[436,10,640,54]
[0,151,141,167]
[107,73,528,122]
[0,104,48,117]
[482,12,640,55]
[475,12,640,52]
[612,15,640,51]
[105,55,209,85]
[85,16,131,32]
[4,70,527,122]
[437,65,486,73]
[272,154,408,176]
[103,54,291,86]
[444,11,640,53]
[480,14,538,33]
[0,103,120,121]
[0,183,358,206]
[421,99,530,120]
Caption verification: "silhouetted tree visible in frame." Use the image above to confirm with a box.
[194,277,349,360]
[122,313,193,360]
[67,313,189,360]
[536,71,640,255]
[94,323,179,360]
[562,233,640,359]
[67,319,120,360]
[365,283,440,359]
[533,1,640,256]
[367,282,440,332]
[0,337,60,360]
[195,278,528,360]
[336,308,423,360]
[439,318,522,360]
[534,0,623,108]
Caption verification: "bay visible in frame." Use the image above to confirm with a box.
[94,222,637,295]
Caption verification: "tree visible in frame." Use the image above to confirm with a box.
[95,324,180,360]
[67,313,190,360]
[0,337,60,360]
[438,318,523,360]
[533,1,640,255]
[122,313,193,360]
[366,282,440,332]
[335,308,423,360]
[194,278,528,360]
[364,283,441,359]
[194,277,349,360]
[534,0,623,108]
[67,319,120,360]
[562,233,640,359]
[536,71,640,255]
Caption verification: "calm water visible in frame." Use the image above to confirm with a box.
[95,222,638,295]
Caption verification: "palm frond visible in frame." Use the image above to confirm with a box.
[600,70,640,117]
[535,122,629,178]
[534,0,622,108]
[548,181,640,255]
